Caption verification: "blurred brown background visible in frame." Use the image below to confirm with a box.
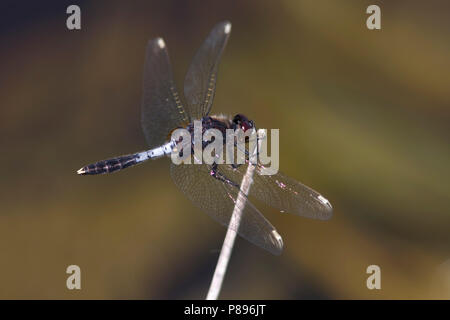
[0,0,449,299]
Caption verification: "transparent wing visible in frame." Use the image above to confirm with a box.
[141,38,189,147]
[219,162,333,220]
[183,21,231,120]
[170,162,283,255]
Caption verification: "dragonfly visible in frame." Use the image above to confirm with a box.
[77,21,332,255]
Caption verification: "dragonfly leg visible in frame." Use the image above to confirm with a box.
[233,138,260,159]
[210,163,239,188]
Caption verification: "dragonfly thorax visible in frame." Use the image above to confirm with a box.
[185,114,255,133]
[183,114,255,147]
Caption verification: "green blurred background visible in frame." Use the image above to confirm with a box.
[0,0,449,299]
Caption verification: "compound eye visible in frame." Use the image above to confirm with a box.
[241,121,251,132]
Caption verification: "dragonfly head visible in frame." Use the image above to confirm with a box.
[232,114,255,132]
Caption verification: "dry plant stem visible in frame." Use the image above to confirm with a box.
[206,130,264,300]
